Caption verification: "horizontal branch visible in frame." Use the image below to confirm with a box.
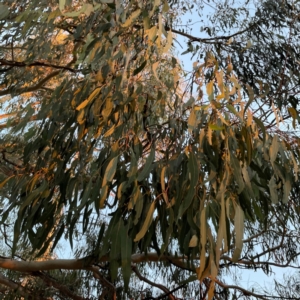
[0,59,77,73]
[0,253,194,273]
[221,254,300,269]
[214,278,268,300]
[168,21,259,44]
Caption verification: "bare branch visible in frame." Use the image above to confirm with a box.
[214,278,268,300]
[33,271,86,300]
[0,253,196,273]
[132,265,177,300]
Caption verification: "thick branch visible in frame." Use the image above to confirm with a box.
[0,256,87,272]
[0,253,195,273]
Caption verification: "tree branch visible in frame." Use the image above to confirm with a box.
[167,21,259,44]
[214,278,268,300]
[0,70,60,97]
[0,253,196,273]
[32,271,86,300]
[132,265,177,300]
[0,272,46,300]
[0,59,77,73]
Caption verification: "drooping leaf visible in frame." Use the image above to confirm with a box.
[121,224,132,290]
[134,200,156,242]
[232,205,244,262]
[0,4,9,20]
[102,156,118,187]
[137,147,155,181]
[121,9,141,27]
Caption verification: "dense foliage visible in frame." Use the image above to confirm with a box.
[0,0,300,299]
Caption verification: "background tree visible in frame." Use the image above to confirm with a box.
[0,0,300,299]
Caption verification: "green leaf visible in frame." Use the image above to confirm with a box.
[283,175,291,204]
[232,205,244,262]
[244,84,254,112]
[209,124,224,131]
[121,224,132,291]
[0,176,14,189]
[268,175,278,204]
[178,151,199,218]
[253,117,266,143]
[0,4,9,20]
[133,60,147,76]
[134,200,156,242]
[59,0,66,11]
[197,208,207,280]
[137,148,155,181]
[110,220,122,281]
[230,154,244,194]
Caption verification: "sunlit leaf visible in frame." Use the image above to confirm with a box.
[134,200,156,242]
[102,156,118,187]
[189,235,198,247]
[121,9,141,27]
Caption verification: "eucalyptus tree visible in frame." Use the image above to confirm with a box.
[0,0,300,299]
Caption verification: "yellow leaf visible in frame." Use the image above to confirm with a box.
[288,107,298,129]
[103,124,116,137]
[216,70,224,94]
[77,109,85,125]
[206,80,214,101]
[102,156,118,187]
[163,30,172,53]
[76,87,101,110]
[146,26,157,42]
[160,166,168,203]
[188,109,197,132]
[0,176,14,189]
[189,235,198,247]
[150,0,161,17]
[134,200,156,242]
[152,61,160,81]
[121,9,141,27]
